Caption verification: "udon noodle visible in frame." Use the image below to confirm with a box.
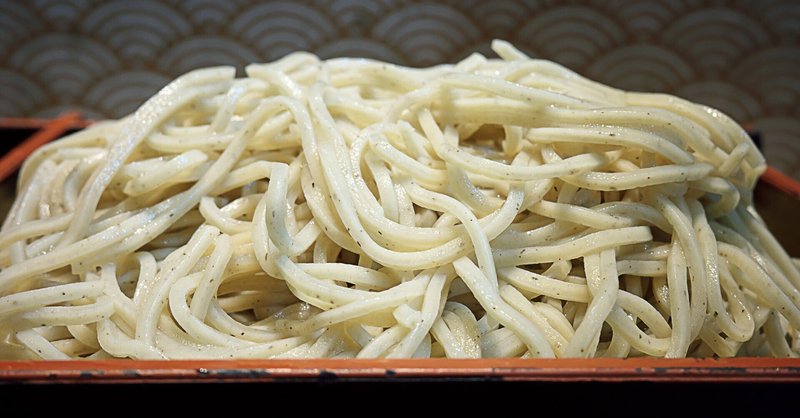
[1,40,798,359]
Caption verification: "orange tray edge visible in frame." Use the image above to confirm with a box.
[1,358,799,383]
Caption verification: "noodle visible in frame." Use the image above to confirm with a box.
[0,40,797,359]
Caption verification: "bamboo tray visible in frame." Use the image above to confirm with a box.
[1,115,799,384]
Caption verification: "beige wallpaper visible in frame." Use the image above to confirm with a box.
[1,0,799,177]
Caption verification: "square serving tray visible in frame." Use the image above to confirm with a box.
[1,116,798,384]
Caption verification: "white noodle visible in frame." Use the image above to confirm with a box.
[0,40,796,359]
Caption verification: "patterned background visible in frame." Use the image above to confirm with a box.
[1,0,799,177]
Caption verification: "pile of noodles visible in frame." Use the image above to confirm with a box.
[0,41,797,359]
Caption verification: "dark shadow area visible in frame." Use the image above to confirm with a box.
[2,380,797,415]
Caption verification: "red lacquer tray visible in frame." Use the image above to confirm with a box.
[0,358,798,383]
[1,115,798,383]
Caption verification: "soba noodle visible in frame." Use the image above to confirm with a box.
[0,40,797,359]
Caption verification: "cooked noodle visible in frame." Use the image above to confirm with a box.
[1,40,797,359]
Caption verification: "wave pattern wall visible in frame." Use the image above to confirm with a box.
[0,0,798,177]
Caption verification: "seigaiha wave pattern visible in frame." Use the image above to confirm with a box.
[0,0,799,178]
